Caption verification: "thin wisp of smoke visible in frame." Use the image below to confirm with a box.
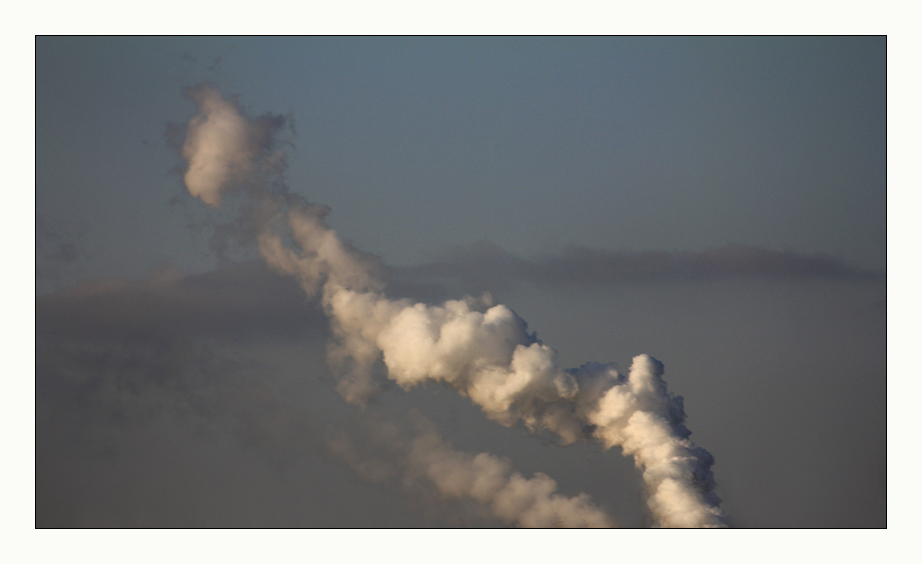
[327,412,614,527]
[178,84,726,527]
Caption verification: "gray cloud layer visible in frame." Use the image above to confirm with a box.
[395,240,884,298]
[37,259,326,343]
[35,260,369,527]
[35,241,886,527]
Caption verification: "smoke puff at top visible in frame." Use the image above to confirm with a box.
[180,84,726,527]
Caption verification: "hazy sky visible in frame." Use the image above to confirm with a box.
[35,36,887,531]
[36,36,886,288]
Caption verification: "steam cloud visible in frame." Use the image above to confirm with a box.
[178,84,726,527]
[181,84,287,206]
[328,413,613,527]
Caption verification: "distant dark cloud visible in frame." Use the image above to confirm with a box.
[391,241,885,299]
[35,260,331,526]
[35,248,886,527]
[36,258,330,456]
[37,259,327,343]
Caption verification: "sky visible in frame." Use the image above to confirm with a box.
[34,36,888,531]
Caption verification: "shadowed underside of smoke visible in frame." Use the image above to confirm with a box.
[178,84,726,527]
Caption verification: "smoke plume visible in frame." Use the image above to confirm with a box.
[180,83,288,207]
[327,412,613,527]
[178,84,726,527]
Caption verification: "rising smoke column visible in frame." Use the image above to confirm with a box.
[177,84,726,527]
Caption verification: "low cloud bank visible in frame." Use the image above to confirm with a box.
[36,259,325,343]
[35,260,334,526]
[395,240,883,296]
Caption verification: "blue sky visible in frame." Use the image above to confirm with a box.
[34,36,888,530]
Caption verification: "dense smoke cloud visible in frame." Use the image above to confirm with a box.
[178,84,726,527]
[181,84,288,207]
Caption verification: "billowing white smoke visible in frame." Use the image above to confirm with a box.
[178,85,726,527]
[181,83,287,206]
[328,413,613,527]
